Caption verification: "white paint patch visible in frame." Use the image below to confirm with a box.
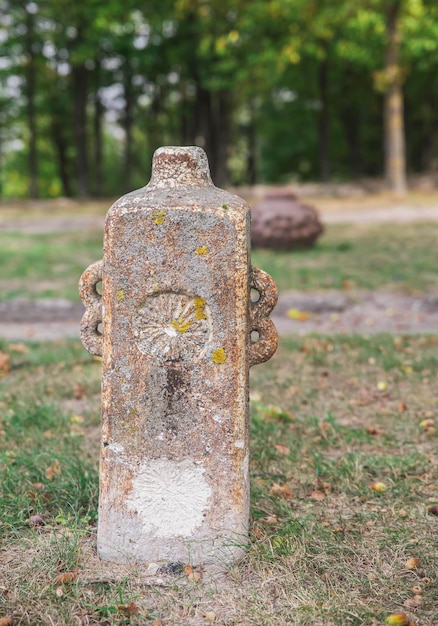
[126,458,211,538]
[234,440,244,449]
[212,414,222,423]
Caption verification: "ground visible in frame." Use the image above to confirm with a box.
[1,190,438,625]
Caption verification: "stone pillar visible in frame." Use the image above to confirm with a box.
[79,146,277,567]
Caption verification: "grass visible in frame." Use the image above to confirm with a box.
[1,335,437,625]
[2,221,438,300]
[0,231,103,300]
[252,222,438,294]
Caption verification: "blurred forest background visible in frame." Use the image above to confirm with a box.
[1,0,438,199]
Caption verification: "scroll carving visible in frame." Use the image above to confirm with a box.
[79,259,103,356]
[248,266,278,367]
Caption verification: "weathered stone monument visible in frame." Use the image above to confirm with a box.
[79,146,277,567]
[251,191,323,250]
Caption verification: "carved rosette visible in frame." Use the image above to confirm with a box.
[248,266,278,367]
[132,292,212,363]
[79,260,103,357]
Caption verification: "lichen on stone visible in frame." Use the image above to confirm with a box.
[116,289,124,301]
[151,210,166,225]
[193,297,208,320]
[196,246,208,255]
[212,348,227,364]
[172,317,193,333]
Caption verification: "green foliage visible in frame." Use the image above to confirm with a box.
[1,0,438,194]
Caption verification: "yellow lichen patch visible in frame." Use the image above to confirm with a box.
[172,317,193,333]
[150,210,166,225]
[196,246,208,255]
[212,348,227,364]
[116,289,124,301]
[193,297,208,319]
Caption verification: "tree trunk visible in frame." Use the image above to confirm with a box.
[25,8,39,199]
[180,83,196,145]
[93,61,104,197]
[194,86,213,157]
[318,54,330,182]
[384,1,407,195]
[340,106,364,178]
[213,90,230,187]
[246,101,257,185]
[72,63,89,199]
[123,61,134,191]
[51,118,73,197]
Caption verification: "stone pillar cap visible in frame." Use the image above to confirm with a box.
[148,146,213,189]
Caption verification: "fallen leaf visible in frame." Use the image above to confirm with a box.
[274,444,290,455]
[385,613,409,626]
[263,407,293,422]
[286,308,311,321]
[74,384,85,399]
[405,557,421,570]
[0,617,13,626]
[368,481,387,492]
[9,342,29,353]
[342,279,355,290]
[117,601,140,615]
[377,381,388,391]
[319,421,331,437]
[70,415,84,424]
[55,572,77,585]
[204,612,216,622]
[270,482,293,500]
[251,527,265,540]
[183,565,202,582]
[309,490,325,501]
[46,460,61,480]
[427,504,438,516]
[261,515,278,525]
[332,525,344,533]
[0,352,10,376]
[366,427,383,436]
[398,402,407,412]
[151,621,163,626]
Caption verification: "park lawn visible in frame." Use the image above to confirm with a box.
[2,221,438,300]
[0,335,437,625]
